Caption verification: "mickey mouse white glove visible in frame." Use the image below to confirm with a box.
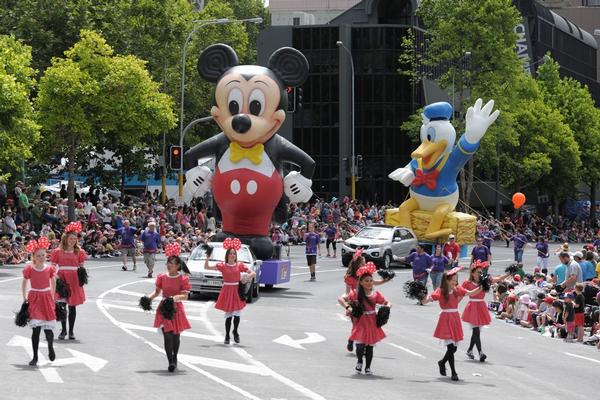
[464,98,500,144]
[184,166,213,204]
[388,167,415,187]
[284,171,313,204]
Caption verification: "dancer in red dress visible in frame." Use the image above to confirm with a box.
[461,260,510,362]
[145,242,191,372]
[338,262,391,375]
[422,267,481,381]
[343,249,389,352]
[204,238,256,345]
[21,237,56,366]
[50,222,86,340]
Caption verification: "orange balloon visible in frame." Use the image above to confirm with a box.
[512,192,526,209]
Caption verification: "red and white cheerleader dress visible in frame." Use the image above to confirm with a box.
[344,275,358,291]
[214,262,249,315]
[23,263,57,329]
[153,273,192,334]
[348,290,387,345]
[51,248,87,306]
[461,280,491,328]
[429,285,467,344]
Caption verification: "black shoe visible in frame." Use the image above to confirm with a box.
[347,340,354,352]
[68,333,76,340]
[147,273,153,278]
[28,358,38,366]
[479,353,487,362]
[58,331,66,340]
[438,360,446,376]
[224,336,230,345]
[168,363,176,372]
[355,362,363,373]
[48,345,55,361]
[233,332,240,344]
[121,266,127,271]
[173,355,177,367]
[451,373,459,381]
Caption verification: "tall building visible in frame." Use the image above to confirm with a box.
[258,0,600,203]
[269,0,361,25]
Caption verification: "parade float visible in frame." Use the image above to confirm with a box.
[386,99,500,246]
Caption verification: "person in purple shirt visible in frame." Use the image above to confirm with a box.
[481,230,494,252]
[471,237,491,273]
[140,220,161,278]
[117,219,138,271]
[535,236,549,271]
[429,244,449,290]
[324,223,338,258]
[510,229,527,263]
[396,244,432,286]
[304,223,321,281]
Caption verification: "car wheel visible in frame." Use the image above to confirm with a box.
[383,252,392,269]
[252,278,259,298]
[265,284,274,290]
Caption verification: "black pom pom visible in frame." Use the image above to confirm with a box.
[480,274,492,292]
[55,302,67,322]
[77,266,88,287]
[403,280,428,300]
[268,47,310,87]
[198,44,239,83]
[202,243,214,257]
[377,269,396,281]
[14,302,29,327]
[376,305,390,327]
[56,278,69,299]
[238,282,247,301]
[139,296,153,312]
[505,264,519,275]
[159,297,177,320]
[349,300,363,319]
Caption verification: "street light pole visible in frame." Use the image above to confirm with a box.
[178,17,263,199]
[336,41,355,200]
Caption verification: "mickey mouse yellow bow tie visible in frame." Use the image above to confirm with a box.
[229,142,263,165]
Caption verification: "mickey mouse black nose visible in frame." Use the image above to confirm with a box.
[232,114,251,134]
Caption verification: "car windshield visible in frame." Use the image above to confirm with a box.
[355,227,392,240]
[189,245,252,264]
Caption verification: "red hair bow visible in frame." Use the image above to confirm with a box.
[356,262,377,277]
[26,237,51,253]
[165,242,181,257]
[65,221,82,234]
[223,237,241,251]
[353,248,364,261]
[471,260,489,270]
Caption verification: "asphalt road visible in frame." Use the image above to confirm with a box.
[1,241,599,400]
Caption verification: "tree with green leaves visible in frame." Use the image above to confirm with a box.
[0,34,40,180]
[537,57,600,224]
[36,30,175,220]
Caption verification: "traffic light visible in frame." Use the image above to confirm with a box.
[170,145,182,170]
[295,87,303,110]
[356,155,364,180]
[286,87,296,112]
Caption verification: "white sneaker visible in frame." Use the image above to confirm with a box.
[355,362,362,373]
[364,368,373,375]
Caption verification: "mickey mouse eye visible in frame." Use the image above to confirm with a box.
[227,88,243,115]
[248,89,265,117]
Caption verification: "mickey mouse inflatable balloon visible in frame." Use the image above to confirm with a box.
[388,99,499,240]
[183,44,315,260]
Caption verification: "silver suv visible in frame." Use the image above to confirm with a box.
[341,224,418,269]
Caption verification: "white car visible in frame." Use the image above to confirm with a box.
[186,242,262,302]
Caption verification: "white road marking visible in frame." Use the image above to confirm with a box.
[118,321,222,342]
[564,352,600,364]
[98,280,327,400]
[7,335,107,383]
[179,353,270,375]
[272,332,326,350]
[388,343,426,359]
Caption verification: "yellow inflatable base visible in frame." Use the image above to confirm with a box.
[385,208,476,245]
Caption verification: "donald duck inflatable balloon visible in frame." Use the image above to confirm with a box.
[388,98,499,240]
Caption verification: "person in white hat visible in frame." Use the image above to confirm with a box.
[443,234,461,269]
[140,220,161,278]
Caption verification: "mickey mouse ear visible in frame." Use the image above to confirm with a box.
[268,47,310,87]
[198,44,239,83]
